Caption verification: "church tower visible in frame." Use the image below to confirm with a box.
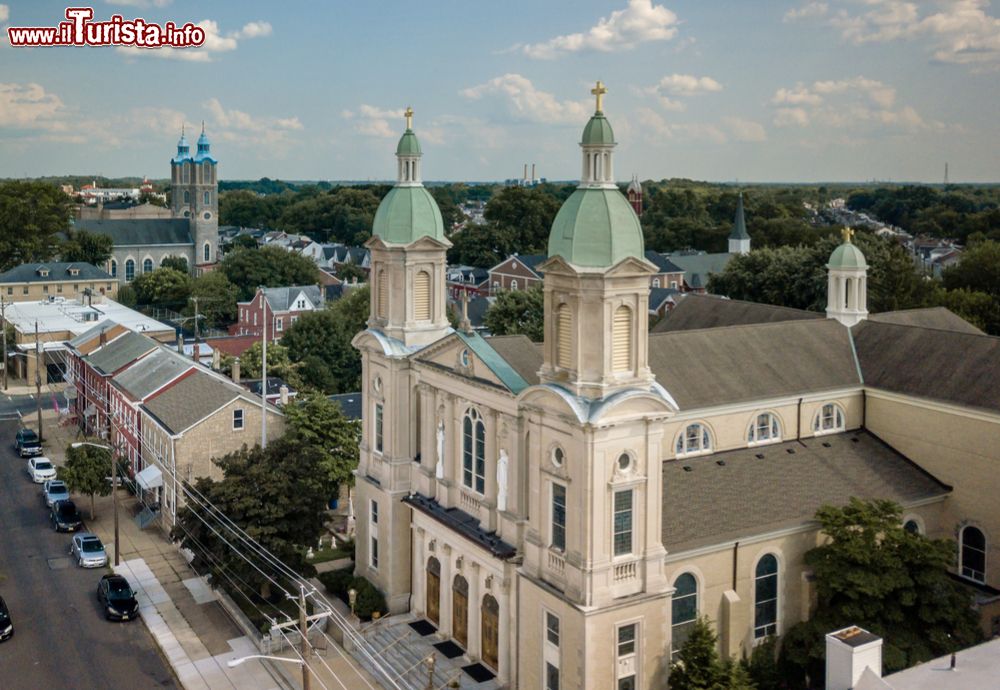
[729,191,750,254]
[826,227,868,327]
[538,82,656,399]
[626,175,643,216]
[171,124,219,274]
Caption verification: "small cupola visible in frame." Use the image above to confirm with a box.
[826,227,868,327]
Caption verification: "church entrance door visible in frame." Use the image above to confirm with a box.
[481,594,499,670]
[426,557,440,625]
[452,575,469,648]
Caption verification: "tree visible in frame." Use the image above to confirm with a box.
[59,444,113,520]
[130,267,193,309]
[942,240,1000,299]
[186,271,239,329]
[779,498,983,685]
[61,229,114,266]
[0,180,72,271]
[669,616,756,690]
[219,246,320,301]
[284,391,359,491]
[484,285,544,341]
[160,255,189,273]
[220,341,303,389]
[335,262,368,284]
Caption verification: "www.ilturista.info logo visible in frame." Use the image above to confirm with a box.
[7,7,206,49]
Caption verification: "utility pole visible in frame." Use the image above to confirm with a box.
[1,295,7,391]
[35,321,43,441]
[299,586,312,690]
[191,296,200,342]
[261,291,267,448]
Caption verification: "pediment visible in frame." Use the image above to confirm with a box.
[414,332,515,391]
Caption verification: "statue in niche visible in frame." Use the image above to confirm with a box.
[497,448,509,512]
[435,421,445,479]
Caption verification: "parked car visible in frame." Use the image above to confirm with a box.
[71,533,108,568]
[14,428,43,457]
[50,499,83,532]
[0,596,12,642]
[43,480,70,507]
[27,457,57,483]
[97,575,139,621]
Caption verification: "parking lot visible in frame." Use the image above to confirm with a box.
[0,418,177,689]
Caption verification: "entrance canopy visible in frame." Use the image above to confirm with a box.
[136,464,163,490]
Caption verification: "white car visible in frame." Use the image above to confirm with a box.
[27,457,57,483]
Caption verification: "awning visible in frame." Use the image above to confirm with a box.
[136,465,163,490]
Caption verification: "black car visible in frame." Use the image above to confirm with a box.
[0,596,12,641]
[97,575,139,621]
[50,499,83,532]
[14,428,42,457]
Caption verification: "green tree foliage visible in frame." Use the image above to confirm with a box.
[61,229,114,266]
[847,185,1000,244]
[448,186,561,267]
[942,240,1000,299]
[779,498,983,685]
[220,341,303,389]
[0,181,72,271]
[130,267,193,309]
[669,616,756,690]
[186,271,239,329]
[336,263,368,284]
[429,187,462,233]
[219,245,320,301]
[284,391,359,491]
[160,255,189,273]
[59,444,113,520]
[277,187,384,244]
[482,284,545,342]
[172,437,334,599]
[929,286,1000,334]
[318,568,387,621]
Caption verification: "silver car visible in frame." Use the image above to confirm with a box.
[43,480,70,507]
[71,533,108,568]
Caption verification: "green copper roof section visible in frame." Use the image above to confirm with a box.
[372,185,444,244]
[828,241,868,269]
[581,113,615,146]
[454,330,529,394]
[548,188,644,267]
[396,129,421,156]
[730,193,749,240]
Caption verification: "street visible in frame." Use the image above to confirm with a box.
[0,393,38,423]
[0,419,178,689]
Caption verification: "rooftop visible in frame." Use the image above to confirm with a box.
[0,262,113,284]
[73,218,193,246]
[143,369,273,435]
[877,638,1000,690]
[5,297,172,339]
[652,294,822,333]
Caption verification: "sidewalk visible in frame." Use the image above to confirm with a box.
[38,417,382,690]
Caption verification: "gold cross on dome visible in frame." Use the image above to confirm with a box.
[591,81,607,113]
[404,106,414,130]
[842,226,855,244]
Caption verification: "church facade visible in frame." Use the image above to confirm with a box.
[352,90,1000,689]
[75,127,220,283]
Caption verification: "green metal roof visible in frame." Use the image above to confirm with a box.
[454,330,529,394]
[581,113,615,146]
[547,188,644,267]
[396,129,421,156]
[730,193,749,240]
[372,185,445,244]
[828,241,868,269]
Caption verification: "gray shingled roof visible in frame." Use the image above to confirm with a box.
[0,262,112,283]
[68,320,122,349]
[84,331,159,376]
[112,347,195,400]
[329,392,362,420]
[652,294,822,333]
[142,370,247,434]
[854,320,1000,413]
[644,250,685,274]
[262,285,322,312]
[649,319,861,409]
[665,251,733,287]
[868,307,983,335]
[74,218,193,246]
[662,431,950,552]
[484,335,542,386]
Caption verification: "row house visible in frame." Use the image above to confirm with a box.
[446,265,489,300]
[229,285,323,340]
[643,250,686,290]
[486,253,546,294]
[318,245,371,274]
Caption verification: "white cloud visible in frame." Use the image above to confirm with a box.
[515,0,679,59]
[0,83,66,130]
[203,98,302,154]
[643,73,722,111]
[0,5,9,23]
[723,116,767,142]
[461,74,589,125]
[116,18,270,62]
[784,1,828,23]
[342,105,403,138]
[770,76,927,132]
[635,107,732,144]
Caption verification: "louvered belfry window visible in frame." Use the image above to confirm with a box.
[414,270,431,321]
[557,304,572,368]
[612,305,633,371]
[377,269,387,318]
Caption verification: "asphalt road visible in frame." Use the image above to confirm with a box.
[0,419,178,689]
[0,394,38,422]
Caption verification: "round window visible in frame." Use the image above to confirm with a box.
[203,212,212,220]
[552,447,564,467]
[183,210,190,218]
[372,376,383,394]
[460,349,470,367]
[618,453,632,471]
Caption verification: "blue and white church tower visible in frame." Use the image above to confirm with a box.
[170,124,219,273]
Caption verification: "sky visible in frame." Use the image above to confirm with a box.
[1,0,999,182]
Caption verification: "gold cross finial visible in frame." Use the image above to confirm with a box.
[842,226,855,244]
[404,106,414,130]
[591,81,607,113]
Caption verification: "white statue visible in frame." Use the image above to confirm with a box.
[346,494,356,538]
[497,448,509,512]
[435,421,446,479]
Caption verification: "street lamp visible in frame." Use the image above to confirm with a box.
[227,654,304,668]
[71,440,120,566]
[348,588,358,618]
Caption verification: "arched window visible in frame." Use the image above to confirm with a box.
[903,519,921,535]
[142,258,153,274]
[376,270,387,318]
[671,573,698,658]
[203,242,211,263]
[961,526,987,583]
[754,554,779,639]
[125,259,135,282]
[414,270,431,321]
[652,278,661,288]
[612,305,633,372]
[748,412,781,445]
[557,304,572,369]
[462,408,486,494]
[510,279,518,290]
[676,423,712,456]
[110,259,117,278]
[813,403,845,434]
[183,190,190,204]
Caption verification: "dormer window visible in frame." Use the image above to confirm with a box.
[813,403,845,434]
[748,412,781,445]
[68,267,79,276]
[36,268,50,277]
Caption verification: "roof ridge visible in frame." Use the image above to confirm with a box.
[650,316,836,338]
[859,318,997,341]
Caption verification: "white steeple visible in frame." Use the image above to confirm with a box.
[826,227,868,327]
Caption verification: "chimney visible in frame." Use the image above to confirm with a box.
[177,332,185,354]
[826,626,882,690]
[232,357,241,384]
[192,343,200,363]
[211,348,221,370]
[531,163,536,181]
[279,385,289,406]
[99,327,107,348]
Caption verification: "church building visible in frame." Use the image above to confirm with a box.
[74,126,220,283]
[352,87,1000,689]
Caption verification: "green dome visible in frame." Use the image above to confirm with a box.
[581,114,615,146]
[828,242,868,269]
[396,130,421,156]
[548,188,643,267]
[372,185,444,244]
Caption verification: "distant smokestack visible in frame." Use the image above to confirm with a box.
[532,163,536,181]
[232,357,241,384]
[523,163,528,181]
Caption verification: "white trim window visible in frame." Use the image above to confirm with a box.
[671,573,698,658]
[613,489,634,557]
[369,500,379,570]
[754,554,779,639]
[747,413,781,445]
[960,526,987,583]
[676,423,712,457]
[616,623,638,690]
[232,408,244,430]
[462,408,486,494]
[374,403,384,454]
[813,403,845,434]
[275,318,283,332]
[551,483,567,551]
[544,610,560,689]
